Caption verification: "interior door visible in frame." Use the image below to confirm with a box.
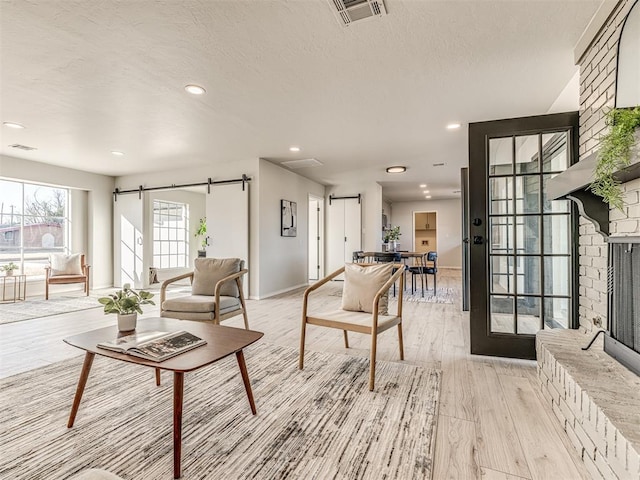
[327,197,361,274]
[308,197,320,281]
[468,112,579,359]
[205,182,249,296]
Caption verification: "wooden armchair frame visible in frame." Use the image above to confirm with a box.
[299,263,405,391]
[160,268,249,328]
[45,254,90,300]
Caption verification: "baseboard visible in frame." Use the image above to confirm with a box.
[250,283,309,300]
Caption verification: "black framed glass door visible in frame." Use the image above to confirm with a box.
[468,112,579,359]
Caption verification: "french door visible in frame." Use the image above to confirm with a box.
[468,112,579,359]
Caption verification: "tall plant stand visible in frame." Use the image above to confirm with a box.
[1,274,26,303]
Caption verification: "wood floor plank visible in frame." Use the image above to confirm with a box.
[470,361,532,479]
[499,374,591,480]
[439,344,477,421]
[433,414,481,480]
[480,466,530,480]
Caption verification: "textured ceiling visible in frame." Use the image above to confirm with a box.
[0,0,601,202]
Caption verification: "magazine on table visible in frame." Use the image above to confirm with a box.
[97,330,207,362]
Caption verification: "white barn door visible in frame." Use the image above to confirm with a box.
[205,182,249,296]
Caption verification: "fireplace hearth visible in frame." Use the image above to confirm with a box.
[607,236,640,376]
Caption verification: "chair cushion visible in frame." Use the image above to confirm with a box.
[341,263,392,314]
[50,253,82,276]
[191,258,242,297]
[162,295,240,314]
[308,309,400,333]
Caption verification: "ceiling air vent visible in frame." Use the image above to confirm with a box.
[281,158,323,169]
[9,144,37,151]
[330,0,387,26]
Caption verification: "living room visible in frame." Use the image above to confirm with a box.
[1,1,639,479]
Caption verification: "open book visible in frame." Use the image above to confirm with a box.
[97,330,207,362]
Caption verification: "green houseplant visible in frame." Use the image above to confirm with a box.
[98,283,155,331]
[195,217,207,256]
[590,106,640,211]
[1,262,19,276]
[383,226,402,251]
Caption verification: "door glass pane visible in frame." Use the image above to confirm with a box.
[491,295,514,333]
[516,216,540,254]
[544,256,570,296]
[490,217,514,254]
[517,296,541,334]
[491,256,514,294]
[515,135,540,174]
[543,215,570,254]
[490,177,513,214]
[543,174,570,213]
[515,176,540,213]
[517,256,540,295]
[542,132,569,172]
[489,137,513,175]
[545,298,569,329]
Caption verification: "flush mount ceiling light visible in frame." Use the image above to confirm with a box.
[447,123,461,129]
[3,122,25,129]
[425,195,432,199]
[419,184,427,188]
[111,151,125,156]
[289,146,301,152]
[386,166,406,173]
[184,84,206,95]
[423,190,430,194]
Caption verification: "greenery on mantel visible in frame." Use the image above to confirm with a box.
[590,106,640,212]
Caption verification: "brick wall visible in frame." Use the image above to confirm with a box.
[578,0,637,332]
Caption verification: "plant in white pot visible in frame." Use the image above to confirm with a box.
[98,283,155,332]
[195,217,208,258]
[1,262,19,276]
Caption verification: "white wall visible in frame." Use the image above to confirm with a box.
[391,198,462,268]
[326,181,383,253]
[0,154,115,290]
[257,159,325,298]
[115,158,325,299]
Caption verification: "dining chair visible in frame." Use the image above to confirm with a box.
[408,251,438,296]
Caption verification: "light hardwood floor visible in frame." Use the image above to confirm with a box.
[0,270,589,480]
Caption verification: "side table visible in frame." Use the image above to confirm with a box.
[0,274,26,303]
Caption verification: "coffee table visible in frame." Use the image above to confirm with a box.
[64,317,264,479]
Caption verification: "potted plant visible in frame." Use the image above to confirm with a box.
[590,106,640,212]
[195,217,207,258]
[98,283,155,332]
[1,262,19,276]
[384,226,402,252]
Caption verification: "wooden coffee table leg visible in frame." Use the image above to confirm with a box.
[155,368,161,386]
[67,352,95,428]
[173,371,184,479]
[236,349,257,415]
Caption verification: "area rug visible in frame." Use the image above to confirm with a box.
[0,343,441,480]
[0,294,102,325]
[402,287,456,304]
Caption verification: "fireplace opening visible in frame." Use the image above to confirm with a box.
[606,237,640,376]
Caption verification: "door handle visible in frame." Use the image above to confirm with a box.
[473,236,484,245]
[463,237,470,244]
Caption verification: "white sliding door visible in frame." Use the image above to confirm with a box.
[327,197,361,274]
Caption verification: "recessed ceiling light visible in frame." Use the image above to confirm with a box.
[3,122,25,129]
[289,146,301,152]
[447,123,461,129]
[111,151,125,156]
[425,195,432,199]
[184,84,206,95]
[423,190,430,194]
[419,184,427,188]
[386,166,406,174]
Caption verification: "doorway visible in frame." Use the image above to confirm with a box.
[468,112,579,359]
[413,211,437,253]
[308,195,324,281]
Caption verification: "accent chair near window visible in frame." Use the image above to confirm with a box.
[45,253,90,300]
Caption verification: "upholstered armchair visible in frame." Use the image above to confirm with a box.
[299,262,405,391]
[160,257,249,329]
[45,253,90,300]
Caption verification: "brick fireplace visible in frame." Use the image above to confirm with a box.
[537,1,640,479]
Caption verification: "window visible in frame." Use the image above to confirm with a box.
[153,200,189,268]
[0,179,70,276]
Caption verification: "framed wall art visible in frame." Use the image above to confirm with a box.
[281,199,297,237]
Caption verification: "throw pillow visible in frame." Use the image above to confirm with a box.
[341,263,393,315]
[50,253,83,276]
[191,258,243,297]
